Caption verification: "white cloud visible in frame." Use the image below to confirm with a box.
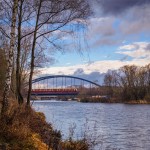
[38,58,150,77]
[119,44,136,50]
[117,42,150,58]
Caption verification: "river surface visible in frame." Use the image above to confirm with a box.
[32,100,150,150]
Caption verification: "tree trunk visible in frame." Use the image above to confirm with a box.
[16,0,24,104]
[1,0,18,115]
[27,0,42,106]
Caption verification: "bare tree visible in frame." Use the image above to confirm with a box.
[1,0,18,115]
[0,0,90,107]
[104,64,150,102]
[26,0,90,105]
[104,70,118,97]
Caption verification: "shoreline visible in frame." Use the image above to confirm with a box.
[79,98,150,104]
[32,98,150,104]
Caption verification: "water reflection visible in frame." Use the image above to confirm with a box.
[32,100,150,150]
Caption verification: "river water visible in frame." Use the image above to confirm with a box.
[32,100,150,150]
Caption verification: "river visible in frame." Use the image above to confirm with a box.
[32,100,150,150]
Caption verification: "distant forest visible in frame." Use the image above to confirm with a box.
[104,64,150,102]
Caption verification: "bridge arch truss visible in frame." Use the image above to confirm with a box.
[31,75,102,97]
[32,75,101,88]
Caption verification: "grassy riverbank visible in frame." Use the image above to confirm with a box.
[0,100,89,150]
[124,100,150,104]
[80,97,150,104]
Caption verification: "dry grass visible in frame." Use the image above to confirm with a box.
[0,101,55,149]
[61,139,89,150]
[0,100,89,150]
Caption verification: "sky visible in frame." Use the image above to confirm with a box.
[38,0,150,84]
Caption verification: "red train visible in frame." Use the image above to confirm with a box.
[31,88,79,95]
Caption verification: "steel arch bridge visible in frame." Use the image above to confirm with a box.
[31,75,101,97]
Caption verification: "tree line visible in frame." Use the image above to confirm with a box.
[104,64,150,102]
[0,0,90,115]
